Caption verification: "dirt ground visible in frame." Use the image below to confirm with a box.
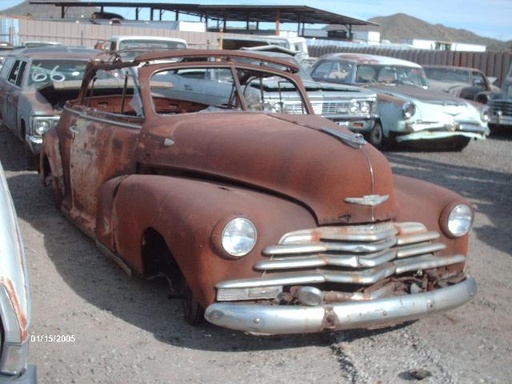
[1,126,511,384]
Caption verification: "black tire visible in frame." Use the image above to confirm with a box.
[368,122,388,149]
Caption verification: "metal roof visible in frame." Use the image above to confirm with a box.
[29,2,378,28]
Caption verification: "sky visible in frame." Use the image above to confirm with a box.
[1,0,511,41]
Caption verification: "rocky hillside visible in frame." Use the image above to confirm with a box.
[363,13,511,52]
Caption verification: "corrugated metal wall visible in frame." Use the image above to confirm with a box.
[3,18,511,87]
[308,45,512,87]
[15,18,220,49]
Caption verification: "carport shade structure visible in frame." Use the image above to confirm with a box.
[28,2,378,36]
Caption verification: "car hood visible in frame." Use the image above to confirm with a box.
[138,112,398,225]
[303,79,375,96]
[371,85,468,105]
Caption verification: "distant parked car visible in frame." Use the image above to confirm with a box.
[0,161,36,383]
[0,46,101,167]
[174,46,379,135]
[487,63,512,131]
[310,53,491,150]
[423,64,500,104]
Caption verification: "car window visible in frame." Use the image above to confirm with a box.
[150,65,308,114]
[6,60,27,86]
[28,59,89,87]
[355,65,376,83]
[0,56,15,79]
[472,71,486,86]
[310,61,336,81]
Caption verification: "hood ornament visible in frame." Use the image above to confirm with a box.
[345,194,389,206]
[321,127,366,149]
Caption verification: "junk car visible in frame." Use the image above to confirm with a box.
[165,46,379,135]
[0,46,101,167]
[0,161,36,382]
[40,49,477,335]
[423,64,500,104]
[487,62,512,130]
[310,53,491,150]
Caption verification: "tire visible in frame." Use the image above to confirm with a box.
[368,122,388,149]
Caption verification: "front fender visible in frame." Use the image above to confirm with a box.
[393,174,470,257]
[95,175,316,307]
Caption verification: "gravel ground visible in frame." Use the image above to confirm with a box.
[1,126,511,384]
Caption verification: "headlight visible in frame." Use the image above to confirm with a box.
[480,106,492,122]
[359,101,370,114]
[441,203,474,238]
[349,100,360,114]
[221,218,257,257]
[32,117,58,137]
[402,102,416,119]
[33,120,51,136]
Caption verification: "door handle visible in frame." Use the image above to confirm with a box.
[69,125,79,135]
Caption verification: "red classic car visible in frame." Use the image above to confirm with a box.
[40,49,476,335]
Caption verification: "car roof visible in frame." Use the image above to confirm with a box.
[7,46,102,60]
[319,52,423,68]
[423,64,483,72]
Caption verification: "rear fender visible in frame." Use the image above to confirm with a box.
[95,175,316,307]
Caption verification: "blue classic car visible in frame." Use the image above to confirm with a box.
[310,53,491,150]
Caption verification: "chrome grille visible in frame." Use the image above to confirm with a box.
[215,222,466,301]
[488,100,512,117]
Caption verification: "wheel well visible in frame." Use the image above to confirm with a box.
[141,228,181,280]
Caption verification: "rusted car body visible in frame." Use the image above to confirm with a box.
[0,46,101,166]
[423,64,500,104]
[41,49,477,335]
[310,53,491,150]
[0,161,36,382]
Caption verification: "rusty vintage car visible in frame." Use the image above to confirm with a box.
[40,49,477,335]
[0,46,101,167]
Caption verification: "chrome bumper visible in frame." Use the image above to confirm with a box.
[205,276,477,335]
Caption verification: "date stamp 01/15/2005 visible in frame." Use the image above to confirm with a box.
[30,334,76,343]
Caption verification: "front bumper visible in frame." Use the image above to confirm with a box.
[0,365,36,384]
[204,276,477,335]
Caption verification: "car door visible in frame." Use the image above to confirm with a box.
[0,56,15,124]
[58,109,142,234]
[3,59,27,137]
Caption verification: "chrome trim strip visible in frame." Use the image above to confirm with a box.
[216,254,466,289]
[205,277,477,335]
[255,249,396,270]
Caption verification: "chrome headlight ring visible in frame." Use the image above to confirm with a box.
[402,102,416,119]
[440,203,474,238]
[480,106,492,122]
[218,217,257,258]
